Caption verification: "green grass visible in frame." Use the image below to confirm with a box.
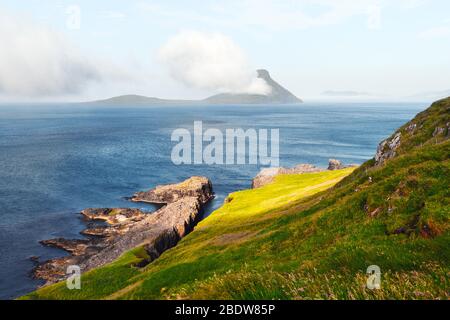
[23,98,450,300]
[21,246,150,300]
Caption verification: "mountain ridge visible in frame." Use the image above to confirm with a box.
[88,69,302,105]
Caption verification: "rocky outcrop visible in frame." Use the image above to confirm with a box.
[432,123,450,137]
[374,98,450,167]
[328,159,344,170]
[33,177,213,285]
[40,239,91,256]
[81,208,147,225]
[375,132,402,165]
[252,160,356,188]
[132,176,213,204]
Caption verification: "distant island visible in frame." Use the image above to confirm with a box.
[88,69,302,106]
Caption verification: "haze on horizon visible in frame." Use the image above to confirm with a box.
[0,0,449,103]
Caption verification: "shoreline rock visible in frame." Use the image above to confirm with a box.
[328,159,344,170]
[40,239,91,256]
[80,208,147,225]
[33,177,213,286]
[252,160,357,189]
[131,176,213,204]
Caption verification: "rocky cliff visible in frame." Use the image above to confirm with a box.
[34,177,213,285]
[375,98,449,165]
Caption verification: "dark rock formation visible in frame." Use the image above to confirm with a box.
[375,132,402,165]
[132,176,213,204]
[81,208,146,225]
[40,239,91,256]
[432,125,448,137]
[34,177,213,285]
[80,226,117,238]
[328,159,343,170]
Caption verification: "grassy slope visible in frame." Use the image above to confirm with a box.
[24,98,450,300]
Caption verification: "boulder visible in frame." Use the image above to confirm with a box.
[328,159,343,170]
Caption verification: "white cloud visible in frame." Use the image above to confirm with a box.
[367,4,382,30]
[101,11,126,20]
[398,0,429,9]
[141,0,431,33]
[235,0,383,30]
[418,25,450,39]
[158,30,271,95]
[241,0,429,30]
[0,9,128,97]
[140,0,389,31]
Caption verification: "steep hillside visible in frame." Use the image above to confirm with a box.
[204,70,302,104]
[24,98,449,300]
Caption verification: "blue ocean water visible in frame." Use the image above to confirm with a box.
[0,102,426,299]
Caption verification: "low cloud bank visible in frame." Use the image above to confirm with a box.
[0,10,126,97]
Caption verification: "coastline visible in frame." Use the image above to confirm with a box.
[0,102,426,299]
[33,177,213,286]
[30,161,351,289]
[23,166,357,299]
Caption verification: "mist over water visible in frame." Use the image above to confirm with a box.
[0,102,425,299]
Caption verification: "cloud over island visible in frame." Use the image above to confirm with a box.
[158,31,271,95]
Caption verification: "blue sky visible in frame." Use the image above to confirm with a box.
[0,0,449,101]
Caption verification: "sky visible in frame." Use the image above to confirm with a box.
[0,0,449,102]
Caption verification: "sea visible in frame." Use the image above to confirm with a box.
[0,102,427,299]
